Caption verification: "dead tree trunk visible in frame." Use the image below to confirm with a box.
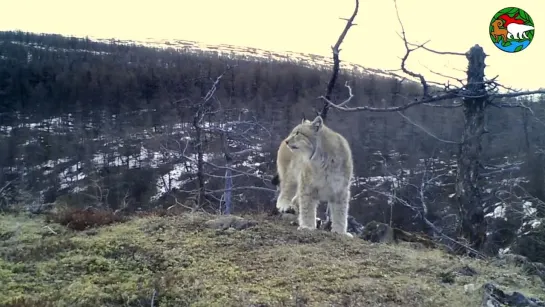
[455,45,487,251]
[522,107,531,151]
[223,161,233,215]
[192,110,206,207]
[220,131,233,215]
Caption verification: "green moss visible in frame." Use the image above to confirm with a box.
[0,213,543,306]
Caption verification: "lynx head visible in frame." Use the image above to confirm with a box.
[284,116,324,156]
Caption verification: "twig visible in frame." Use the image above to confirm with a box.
[203,65,237,102]
[492,89,545,100]
[420,63,465,87]
[326,91,459,112]
[150,289,156,307]
[43,226,58,235]
[0,181,11,195]
[396,111,459,144]
[205,186,276,194]
[406,41,466,56]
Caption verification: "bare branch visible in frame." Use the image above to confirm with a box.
[179,151,270,181]
[317,81,354,108]
[396,111,459,144]
[169,194,202,213]
[206,186,276,194]
[492,89,545,100]
[0,181,11,209]
[150,289,156,307]
[481,161,522,177]
[319,0,359,120]
[204,172,248,179]
[43,226,58,235]
[419,102,463,109]
[406,41,466,56]
[0,181,11,195]
[326,90,459,112]
[420,63,465,87]
[203,65,237,102]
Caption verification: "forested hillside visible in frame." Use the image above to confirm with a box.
[1,30,544,262]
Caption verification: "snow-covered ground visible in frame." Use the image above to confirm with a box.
[0,32,397,81]
[0,112,239,196]
[4,114,541,225]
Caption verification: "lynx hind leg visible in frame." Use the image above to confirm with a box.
[297,191,319,231]
[329,190,353,238]
[276,180,298,213]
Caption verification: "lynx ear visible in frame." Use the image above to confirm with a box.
[301,113,306,124]
[311,116,323,131]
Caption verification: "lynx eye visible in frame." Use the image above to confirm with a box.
[295,131,299,135]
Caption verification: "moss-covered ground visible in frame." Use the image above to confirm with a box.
[1,212,543,306]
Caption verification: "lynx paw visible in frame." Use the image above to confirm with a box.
[276,199,295,213]
[332,230,354,238]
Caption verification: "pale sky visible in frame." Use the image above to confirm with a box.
[1,0,543,91]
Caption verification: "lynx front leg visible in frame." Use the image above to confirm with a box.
[297,187,319,230]
[276,180,297,213]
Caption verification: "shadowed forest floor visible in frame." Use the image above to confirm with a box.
[0,212,543,307]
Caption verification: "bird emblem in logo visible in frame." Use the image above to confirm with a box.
[489,7,535,53]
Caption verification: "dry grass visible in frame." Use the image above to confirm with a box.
[0,212,543,307]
